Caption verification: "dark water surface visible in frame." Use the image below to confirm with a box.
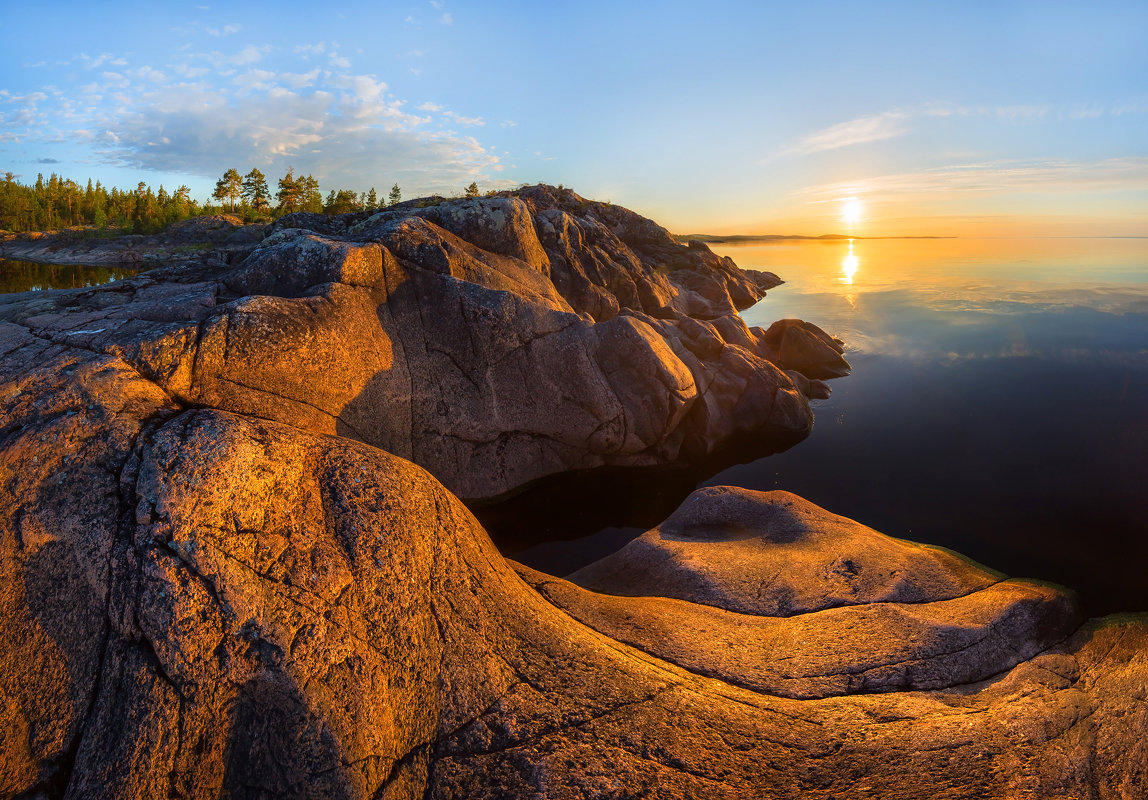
[491,238,1148,616]
[0,258,141,293]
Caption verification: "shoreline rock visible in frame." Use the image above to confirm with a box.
[0,387,1143,796]
[0,214,267,267]
[0,186,846,502]
[5,186,1136,797]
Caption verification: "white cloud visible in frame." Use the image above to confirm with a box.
[418,102,441,112]
[233,44,270,65]
[85,64,499,194]
[234,69,278,91]
[282,69,321,89]
[100,72,130,88]
[443,110,484,127]
[787,111,910,155]
[441,12,453,24]
[135,66,169,83]
[80,52,128,69]
[173,63,210,78]
[295,41,327,57]
[500,120,517,128]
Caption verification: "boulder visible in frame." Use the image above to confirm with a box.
[567,487,1001,615]
[760,317,851,379]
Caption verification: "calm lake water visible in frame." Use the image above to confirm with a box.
[500,237,1148,616]
[0,258,140,293]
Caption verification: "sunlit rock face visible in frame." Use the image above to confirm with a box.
[0,186,841,501]
[4,187,1143,798]
[554,487,1081,698]
[0,348,1143,797]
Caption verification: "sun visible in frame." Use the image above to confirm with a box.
[842,197,862,226]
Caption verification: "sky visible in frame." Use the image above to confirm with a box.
[1,0,1146,236]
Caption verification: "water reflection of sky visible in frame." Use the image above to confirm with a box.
[705,237,1148,615]
[728,238,1148,365]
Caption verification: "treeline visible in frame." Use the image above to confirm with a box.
[209,167,408,218]
[1,167,486,235]
[0,171,205,234]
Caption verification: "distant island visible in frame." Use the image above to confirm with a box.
[675,233,956,243]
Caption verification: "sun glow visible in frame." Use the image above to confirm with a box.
[842,197,863,226]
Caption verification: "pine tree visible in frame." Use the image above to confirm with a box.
[276,167,300,213]
[366,187,377,210]
[389,183,402,205]
[213,168,243,211]
[465,181,479,198]
[243,168,270,212]
[301,174,322,213]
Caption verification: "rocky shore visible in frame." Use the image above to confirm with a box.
[0,215,266,267]
[0,186,1143,798]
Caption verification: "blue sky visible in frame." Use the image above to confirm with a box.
[2,0,1146,234]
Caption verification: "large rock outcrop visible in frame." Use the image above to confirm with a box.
[0,338,1144,798]
[0,186,845,502]
[5,187,1141,798]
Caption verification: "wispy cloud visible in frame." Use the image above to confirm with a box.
[994,104,1051,121]
[785,100,1147,159]
[203,22,242,37]
[294,41,326,57]
[79,52,128,70]
[801,157,1148,198]
[443,110,483,127]
[786,111,909,155]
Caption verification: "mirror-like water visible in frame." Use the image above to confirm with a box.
[0,258,141,293]
[498,237,1148,616]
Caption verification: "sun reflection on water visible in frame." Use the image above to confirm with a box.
[842,239,858,284]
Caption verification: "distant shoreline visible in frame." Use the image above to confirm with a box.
[674,233,956,243]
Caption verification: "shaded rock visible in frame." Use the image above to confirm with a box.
[568,487,1001,615]
[784,368,832,399]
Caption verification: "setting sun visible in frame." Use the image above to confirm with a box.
[842,197,863,226]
